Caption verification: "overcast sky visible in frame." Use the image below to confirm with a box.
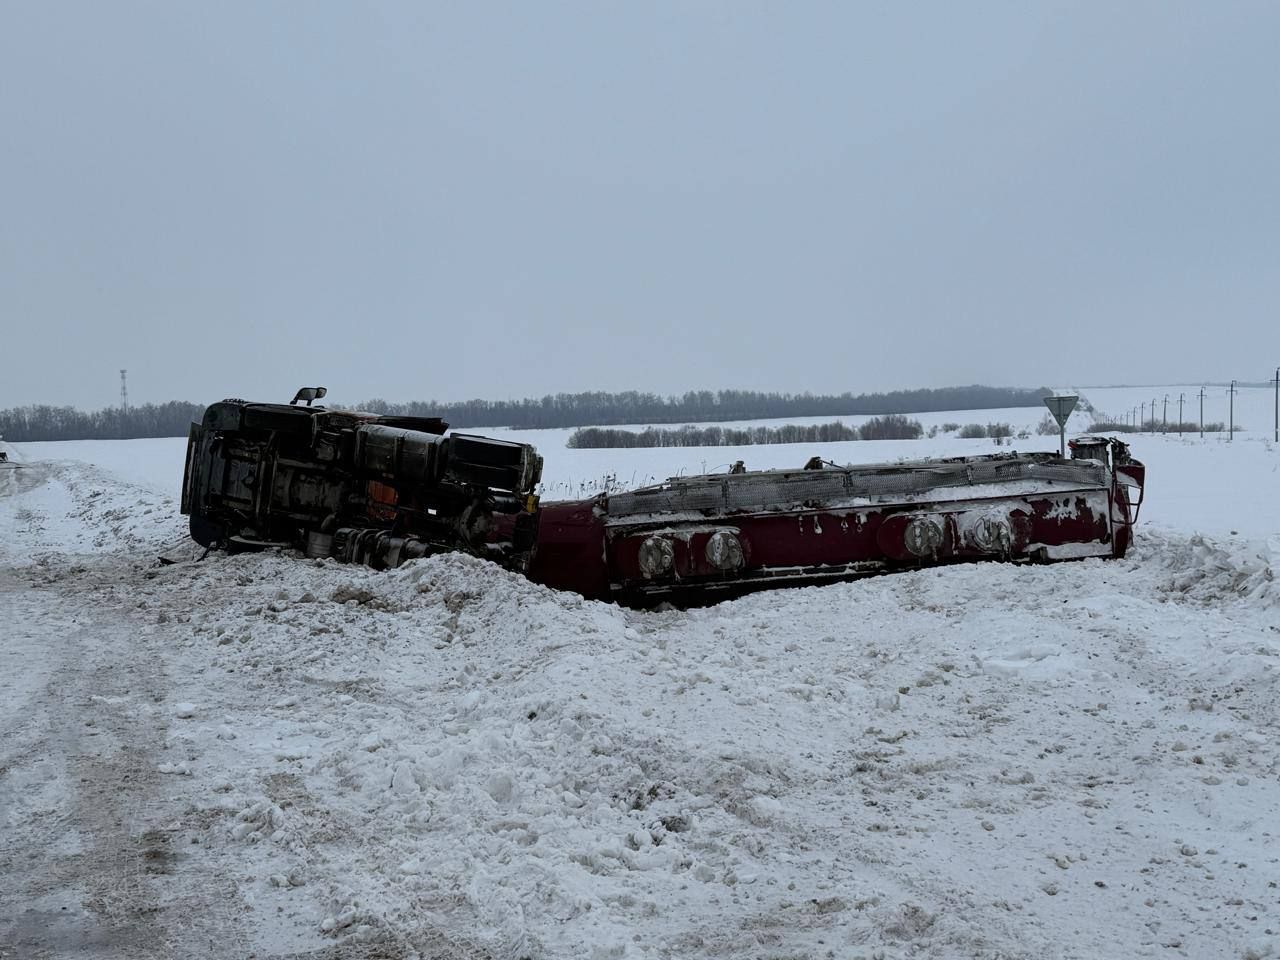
[1,2,1276,409]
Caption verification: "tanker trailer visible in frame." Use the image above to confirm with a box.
[519,436,1145,605]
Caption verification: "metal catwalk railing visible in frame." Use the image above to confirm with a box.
[607,454,1108,517]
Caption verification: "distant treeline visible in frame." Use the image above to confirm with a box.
[0,402,206,442]
[1089,419,1228,434]
[361,385,1050,430]
[567,415,924,449]
[0,383,1048,442]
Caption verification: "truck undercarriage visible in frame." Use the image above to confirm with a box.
[181,399,542,571]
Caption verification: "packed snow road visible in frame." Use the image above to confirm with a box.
[2,447,1279,959]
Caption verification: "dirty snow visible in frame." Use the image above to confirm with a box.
[2,403,1280,959]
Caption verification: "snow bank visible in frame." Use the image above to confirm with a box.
[1157,532,1278,608]
[113,537,1278,958]
[4,401,1279,958]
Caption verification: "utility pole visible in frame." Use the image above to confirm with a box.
[1273,366,1279,443]
[1228,380,1237,441]
[119,369,128,412]
[1162,395,1169,434]
[1198,386,1205,438]
[1140,401,1146,430]
[1178,393,1185,437]
[1151,398,1157,434]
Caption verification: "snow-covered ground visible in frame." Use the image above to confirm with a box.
[2,388,1279,959]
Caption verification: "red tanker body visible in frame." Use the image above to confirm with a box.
[521,436,1144,605]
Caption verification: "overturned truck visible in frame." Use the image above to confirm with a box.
[182,398,542,571]
[181,394,1145,605]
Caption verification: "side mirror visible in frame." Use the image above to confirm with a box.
[290,386,328,406]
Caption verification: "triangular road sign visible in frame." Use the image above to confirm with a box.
[1043,395,1078,428]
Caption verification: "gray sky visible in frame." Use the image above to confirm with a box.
[2,2,1277,410]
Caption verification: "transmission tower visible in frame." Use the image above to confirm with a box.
[120,369,128,412]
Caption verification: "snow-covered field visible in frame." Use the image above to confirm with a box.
[3,386,1279,959]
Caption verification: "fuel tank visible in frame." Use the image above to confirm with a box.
[512,437,1144,605]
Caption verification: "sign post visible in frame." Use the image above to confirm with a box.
[1043,395,1079,458]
